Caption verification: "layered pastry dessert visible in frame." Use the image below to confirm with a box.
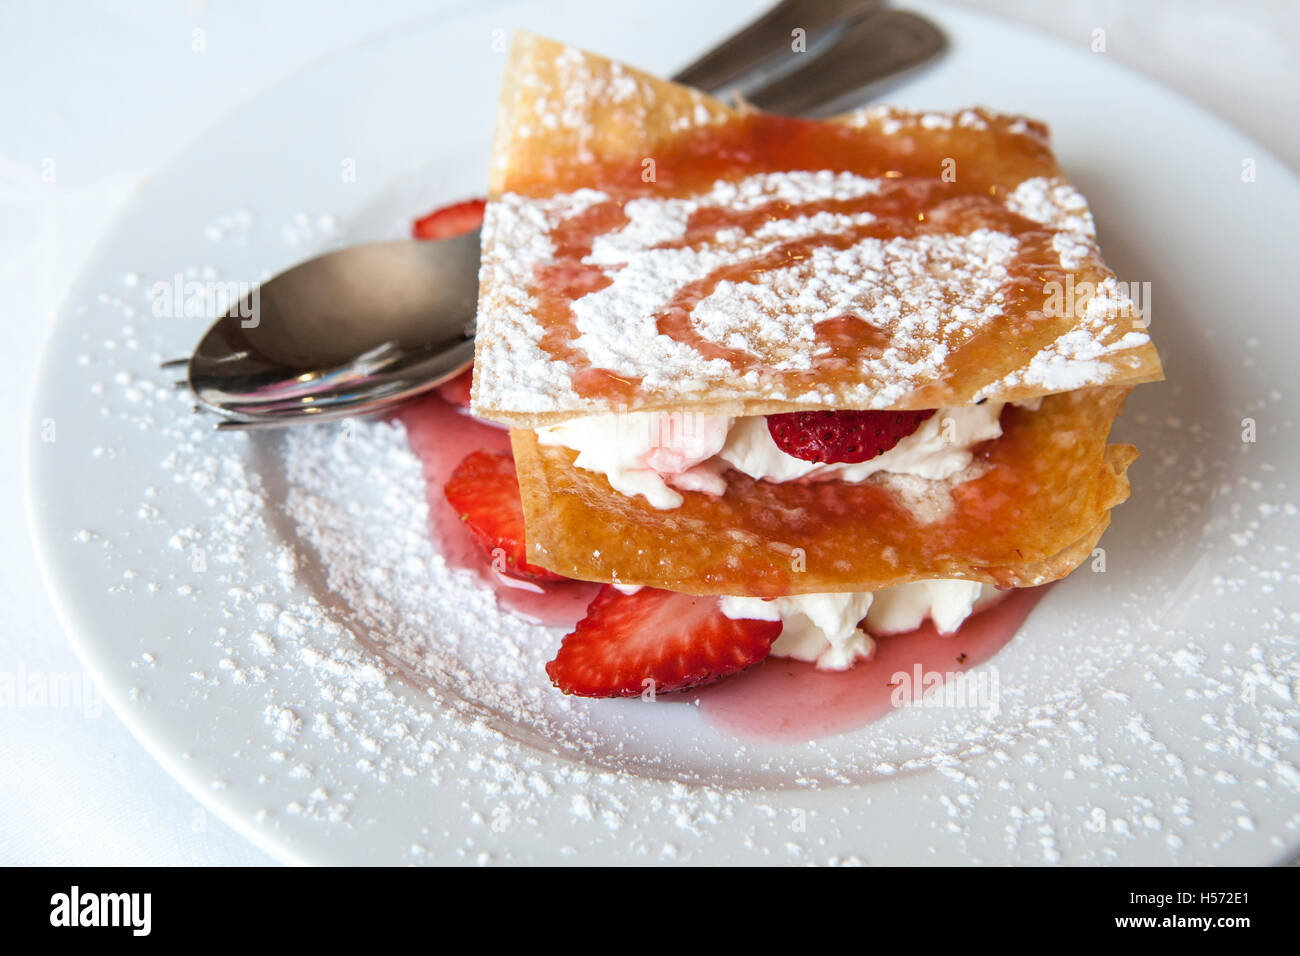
[449,33,1162,698]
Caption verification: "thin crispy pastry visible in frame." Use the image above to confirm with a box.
[513,387,1137,595]
[472,33,1162,428]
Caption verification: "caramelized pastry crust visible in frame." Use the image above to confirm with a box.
[473,33,1162,427]
[513,387,1137,596]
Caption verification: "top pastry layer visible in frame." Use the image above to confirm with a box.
[472,32,1163,427]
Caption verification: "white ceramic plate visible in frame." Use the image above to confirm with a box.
[27,0,1300,865]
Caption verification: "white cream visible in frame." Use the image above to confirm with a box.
[537,407,1013,663]
[719,404,1003,484]
[535,404,1004,510]
[720,591,874,671]
[865,579,1002,635]
[720,579,1003,671]
[535,411,729,509]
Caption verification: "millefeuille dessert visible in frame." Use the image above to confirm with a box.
[455,33,1162,698]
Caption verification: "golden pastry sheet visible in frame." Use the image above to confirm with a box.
[511,387,1137,596]
[472,32,1163,428]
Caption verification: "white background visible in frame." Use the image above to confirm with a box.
[3,0,1297,865]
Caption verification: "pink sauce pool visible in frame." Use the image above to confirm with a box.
[395,393,601,628]
[692,584,1051,744]
[396,390,1050,740]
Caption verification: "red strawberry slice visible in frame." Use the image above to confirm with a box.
[546,586,782,698]
[767,408,937,464]
[412,198,486,240]
[436,367,473,407]
[443,450,566,582]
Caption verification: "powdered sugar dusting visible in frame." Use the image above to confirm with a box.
[479,169,1032,415]
[1006,177,1097,238]
[475,162,1154,422]
[475,189,609,412]
[977,278,1152,396]
[495,41,729,173]
[1005,177,1100,271]
[840,105,1011,137]
[680,230,1016,405]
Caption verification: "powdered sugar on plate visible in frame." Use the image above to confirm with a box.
[29,104,1299,867]
[30,198,1297,863]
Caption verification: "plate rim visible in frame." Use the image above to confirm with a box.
[25,0,1300,866]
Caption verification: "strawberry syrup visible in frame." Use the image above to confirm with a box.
[520,111,1068,407]
[397,390,1048,741]
[691,584,1050,744]
[395,392,600,627]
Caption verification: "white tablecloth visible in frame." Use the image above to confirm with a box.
[3,0,1295,865]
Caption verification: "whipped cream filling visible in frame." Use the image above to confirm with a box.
[535,403,1005,510]
[720,580,1003,670]
[534,411,730,509]
[538,405,1015,663]
[719,404,1003,484]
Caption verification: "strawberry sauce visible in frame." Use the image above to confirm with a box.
[395,392,600,627]
[396,389,1048,739]
[519,110,1070,407]
[691,584,1050,744]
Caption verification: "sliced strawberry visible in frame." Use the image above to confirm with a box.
[412,198,486,240]
[436,367,473,407]
[767,408,936,464]
[546,586,782,697]
[443,450,566,582]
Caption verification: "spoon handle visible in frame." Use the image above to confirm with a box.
[745,9,946,116]
[212,408,388,431]
[672,0,882,93]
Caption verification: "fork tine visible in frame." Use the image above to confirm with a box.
[159,357,189,370]
[214,415,321,432]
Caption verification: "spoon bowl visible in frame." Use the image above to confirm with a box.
[188,233,480,419]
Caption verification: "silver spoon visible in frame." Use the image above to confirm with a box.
[186,235,480,426]
[182,4,945,429]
